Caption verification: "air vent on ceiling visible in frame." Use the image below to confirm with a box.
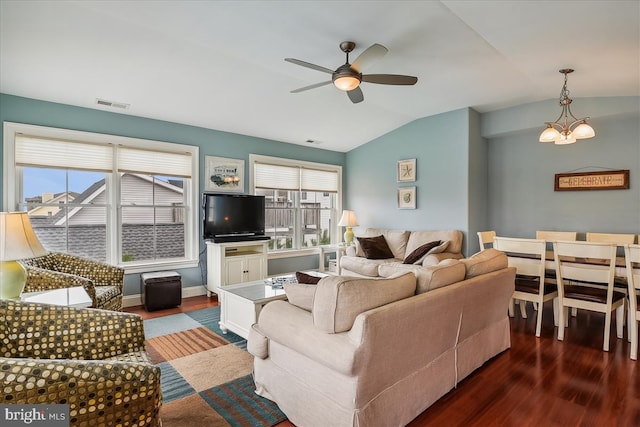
[96,98,130,110]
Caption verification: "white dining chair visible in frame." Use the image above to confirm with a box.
[554,241,625,352]
[477,231,496,251]
[624,244,640,360]
[494,236,558,337]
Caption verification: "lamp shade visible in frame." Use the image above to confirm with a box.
[0,212,48,261]
[573,122,596,139]
[338,210,359,227]
[539,126,560,143]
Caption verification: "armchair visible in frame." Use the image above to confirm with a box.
[19,252,124,311]
[0,299,162,426]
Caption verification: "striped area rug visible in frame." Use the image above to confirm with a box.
[143,307,286,427]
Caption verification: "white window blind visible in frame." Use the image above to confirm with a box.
[15,134,113,172]
[254,162,338,193]
[301,168,338,192]
[118,146,193,178]
[254,163,300,190]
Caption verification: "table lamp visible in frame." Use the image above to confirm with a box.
[0,212,48,299]
[338,210,359,246]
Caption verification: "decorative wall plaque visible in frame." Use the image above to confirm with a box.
[554,170,629,191]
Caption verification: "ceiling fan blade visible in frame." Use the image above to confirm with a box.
[347,87,364,104]
[291,81,332,93]
[351,44,388,73]
[362,74,418,85]
[285,58,334,74]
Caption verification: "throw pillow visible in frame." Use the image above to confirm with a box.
[296,271,321,284]
[403,240,442,264]
[284,282,317,311]
[357,235,395,259]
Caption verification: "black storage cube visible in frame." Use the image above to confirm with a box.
[141,271,182,311]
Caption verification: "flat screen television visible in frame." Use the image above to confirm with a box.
[202,193,268,242]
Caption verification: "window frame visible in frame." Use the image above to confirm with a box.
[3,122,199,273]
[249,154,342,253]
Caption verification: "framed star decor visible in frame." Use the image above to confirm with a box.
[397,159,416,182]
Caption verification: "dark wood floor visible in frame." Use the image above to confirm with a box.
[126,297,640,426]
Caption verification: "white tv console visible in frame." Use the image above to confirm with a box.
[205,240,269,296]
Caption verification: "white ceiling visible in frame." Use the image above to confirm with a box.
[1,1,638,152]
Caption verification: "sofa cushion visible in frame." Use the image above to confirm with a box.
[340,256,396,277]
[357,235,395,260]
[379,259,466,294]
[356,229,409,260]
[312,273,416,333]
[406,230,463,256]
[284,282,318,311]
[461,248,508,278]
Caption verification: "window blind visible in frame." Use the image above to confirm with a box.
[254,162,338,193]
[15,134,113,172]
[118,146,193,178]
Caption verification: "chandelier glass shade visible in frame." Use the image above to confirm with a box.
[539,69,595,145]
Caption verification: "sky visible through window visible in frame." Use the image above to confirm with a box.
[23,168,105,200]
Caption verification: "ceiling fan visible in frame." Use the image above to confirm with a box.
[285,41,418,104]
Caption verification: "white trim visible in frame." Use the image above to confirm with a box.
[267,248,319,259]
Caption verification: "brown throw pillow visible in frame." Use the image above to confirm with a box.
[403,240,442,264]
[357,235,394,260]
[296,271,321,284]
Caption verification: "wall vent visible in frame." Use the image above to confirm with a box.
[95,98,130,110]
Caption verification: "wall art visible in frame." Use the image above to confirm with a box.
[398,186,416,209]
[205,156,245,193]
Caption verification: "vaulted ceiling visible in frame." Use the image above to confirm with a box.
[1,1,638,152]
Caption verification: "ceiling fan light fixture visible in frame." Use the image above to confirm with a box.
[333,75,360,91]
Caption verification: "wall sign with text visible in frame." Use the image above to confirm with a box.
[554,170,630,191]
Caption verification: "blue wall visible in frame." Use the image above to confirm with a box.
[0,94,346,295]
[345,97,639,255]
[345,107,472,249]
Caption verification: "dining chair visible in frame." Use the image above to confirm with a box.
[494,236,557,337]
[554,241,625,351]
[535,231,577,314]
[477,231,496,251]
[535,230,578,242]
[586,232,635,291]
[624,244,640,360]
[586,232,636,245]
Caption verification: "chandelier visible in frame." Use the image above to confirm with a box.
[539,69,595,145]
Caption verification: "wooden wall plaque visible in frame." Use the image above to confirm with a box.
[555,170,630,191]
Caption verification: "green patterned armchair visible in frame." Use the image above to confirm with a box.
[19,252,124,311]
[0,300,162,427]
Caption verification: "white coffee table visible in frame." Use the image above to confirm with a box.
[218,278,288,339]
[21,286,93,308]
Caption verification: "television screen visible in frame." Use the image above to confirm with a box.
[202,193,267,242]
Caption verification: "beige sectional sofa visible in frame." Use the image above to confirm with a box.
[340,228,464,278]
[248,249,515,427]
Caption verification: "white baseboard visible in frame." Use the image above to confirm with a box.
[122,285,208,308]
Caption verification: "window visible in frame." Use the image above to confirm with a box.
[250,154,341,251]
[3,122,199,272]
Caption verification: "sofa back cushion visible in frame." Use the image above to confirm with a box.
[461,248,508,278]
[355,229,409,260]
[406,230,463,256]
[312,273,416,333]
[378,258,466,294]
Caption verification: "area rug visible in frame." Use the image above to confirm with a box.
[143,306,287,427]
